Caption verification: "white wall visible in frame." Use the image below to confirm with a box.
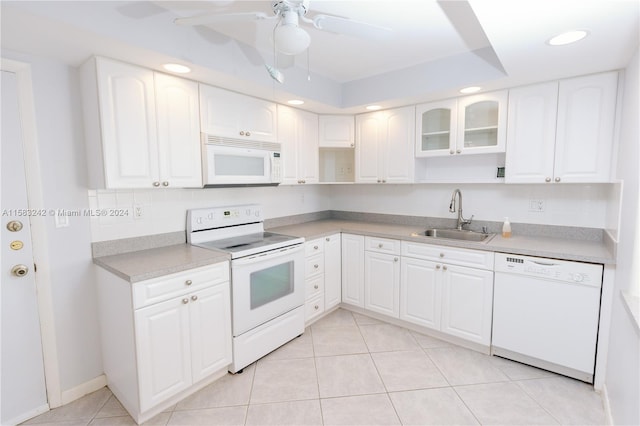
[330,182,612,228]
[604,48,640,425]
[2,50,103,393]
[88,185,332,242]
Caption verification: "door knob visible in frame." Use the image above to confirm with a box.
[6,221,23,232]
[11,264,29,277]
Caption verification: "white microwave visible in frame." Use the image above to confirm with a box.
[202,135,282,186]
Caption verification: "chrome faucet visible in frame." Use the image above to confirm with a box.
[449,189,473,230]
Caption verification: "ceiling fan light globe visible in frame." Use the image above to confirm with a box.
[274,24,311,55]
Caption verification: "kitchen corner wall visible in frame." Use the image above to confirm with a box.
[88,185,332,242]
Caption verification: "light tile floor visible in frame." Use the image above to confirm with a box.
[23,309,607,426]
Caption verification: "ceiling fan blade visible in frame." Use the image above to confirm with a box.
[311,14,392,40]
[174,11,270,26]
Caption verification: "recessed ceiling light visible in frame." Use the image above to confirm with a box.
[287,99,305,105]
[162,63,191,73]
[460,86,482,94]
[366,105,382,111]
[547,30,588,46]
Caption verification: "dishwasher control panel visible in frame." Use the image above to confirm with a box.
[495,253,603,286]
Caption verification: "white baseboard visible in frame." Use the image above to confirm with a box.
[602,384,614,425]
[60,375,107,406]
[4,403,49,426]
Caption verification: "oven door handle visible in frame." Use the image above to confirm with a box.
[232,244,303,266]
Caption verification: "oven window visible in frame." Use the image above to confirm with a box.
[215,154,265,176]
[250,261,294,309]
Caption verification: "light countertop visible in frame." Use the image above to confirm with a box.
[268,219,615,265]
[93,244,230,283]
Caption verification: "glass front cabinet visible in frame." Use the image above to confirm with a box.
[416,91,507,157]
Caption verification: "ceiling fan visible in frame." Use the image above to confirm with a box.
[173,0,392,56]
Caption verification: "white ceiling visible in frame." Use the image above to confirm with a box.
[1,0,638,113]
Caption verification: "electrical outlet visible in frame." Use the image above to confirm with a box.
[528,199,545,212]
[133,204,144,219]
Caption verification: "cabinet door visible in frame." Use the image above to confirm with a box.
[324,234,342,310]
[364,251,400,318]
[355,113,383,183]
[415,99,457,157]
[319,115,355,148]
[96,58,159,188]
[440,265,493,345]
[189,283,232,383]
[199,84,277,142]
[383,107,415,183]
[278,106,319,185]
[341,234,365,307]
[554,72,618,183]
[400,257,441,330]
[457,91,507,155]
[135,297,191,412]
[154,73,202,188]
[505,82,559,184]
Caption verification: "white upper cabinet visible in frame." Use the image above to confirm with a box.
[356,106,415,184]
[319,115,355,148]
[80,57,202,189]
[554,72,618,183]
[278,105,319,185]
[199,84,277,142]
[154,73,202,188]
[415,99,457,157]
[506,72,618,183]
[416,91,507,157]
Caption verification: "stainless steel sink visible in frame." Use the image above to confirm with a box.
[413,228,494,243]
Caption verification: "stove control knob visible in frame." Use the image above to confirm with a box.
[572,273,584,283]
[196,217,203,224]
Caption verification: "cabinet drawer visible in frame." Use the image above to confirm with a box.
[305,254,325,278]
[306,275,324,299]
[365,236,401,255]
[305,238,325,256]
[401,242,494,270]
[305,295,324,323]
[133,262,229,309]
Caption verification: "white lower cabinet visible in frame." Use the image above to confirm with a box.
[400,257,441,329]
[341,234,365,308]
[399,242,494,346]
[364,237,401,317]
[96,262,232,424]
[304,233,342,324]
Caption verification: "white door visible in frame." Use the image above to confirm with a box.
[189,283,232,383]
[278,105,302,185]
[341,234,365,307]
[96,57,159,188]
[400,257,441,330]
[355,114,382,183]
[297,110,319,184]
[364,251,400,317]
[324,234,342,309]
[154,73,202,188]
[505,82,559,184]
[1,70,48,425]
[383,107,415,183]
[440,265,494,345]
[135,297,192,412]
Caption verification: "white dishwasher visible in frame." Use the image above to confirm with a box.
[492,253,603,383]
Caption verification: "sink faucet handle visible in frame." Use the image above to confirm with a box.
[482,226,488,234]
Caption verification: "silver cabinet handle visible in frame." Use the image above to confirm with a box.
[153,182,160,187]
[555,177,561,183]
[314,305,319,310]
[162,181,169,187]
[456,149,461,154]
[325,237,330,242]
[440,253,445,258]
[545,177,551,183]
[450,149,455,155]
[182,298,189,304]
[191,295,198,301]
[378,243,383,248]
[314,264,319,269]
[382,179,387,183]
[246,131,251,137]
[314,245,319,250]
[350,143,355,148]
[239,131,245,136]
[314,284,319,290]
[436,264,441,269]
[394,257,399,262]
[185,280,192,286]
[443,265,448,271]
